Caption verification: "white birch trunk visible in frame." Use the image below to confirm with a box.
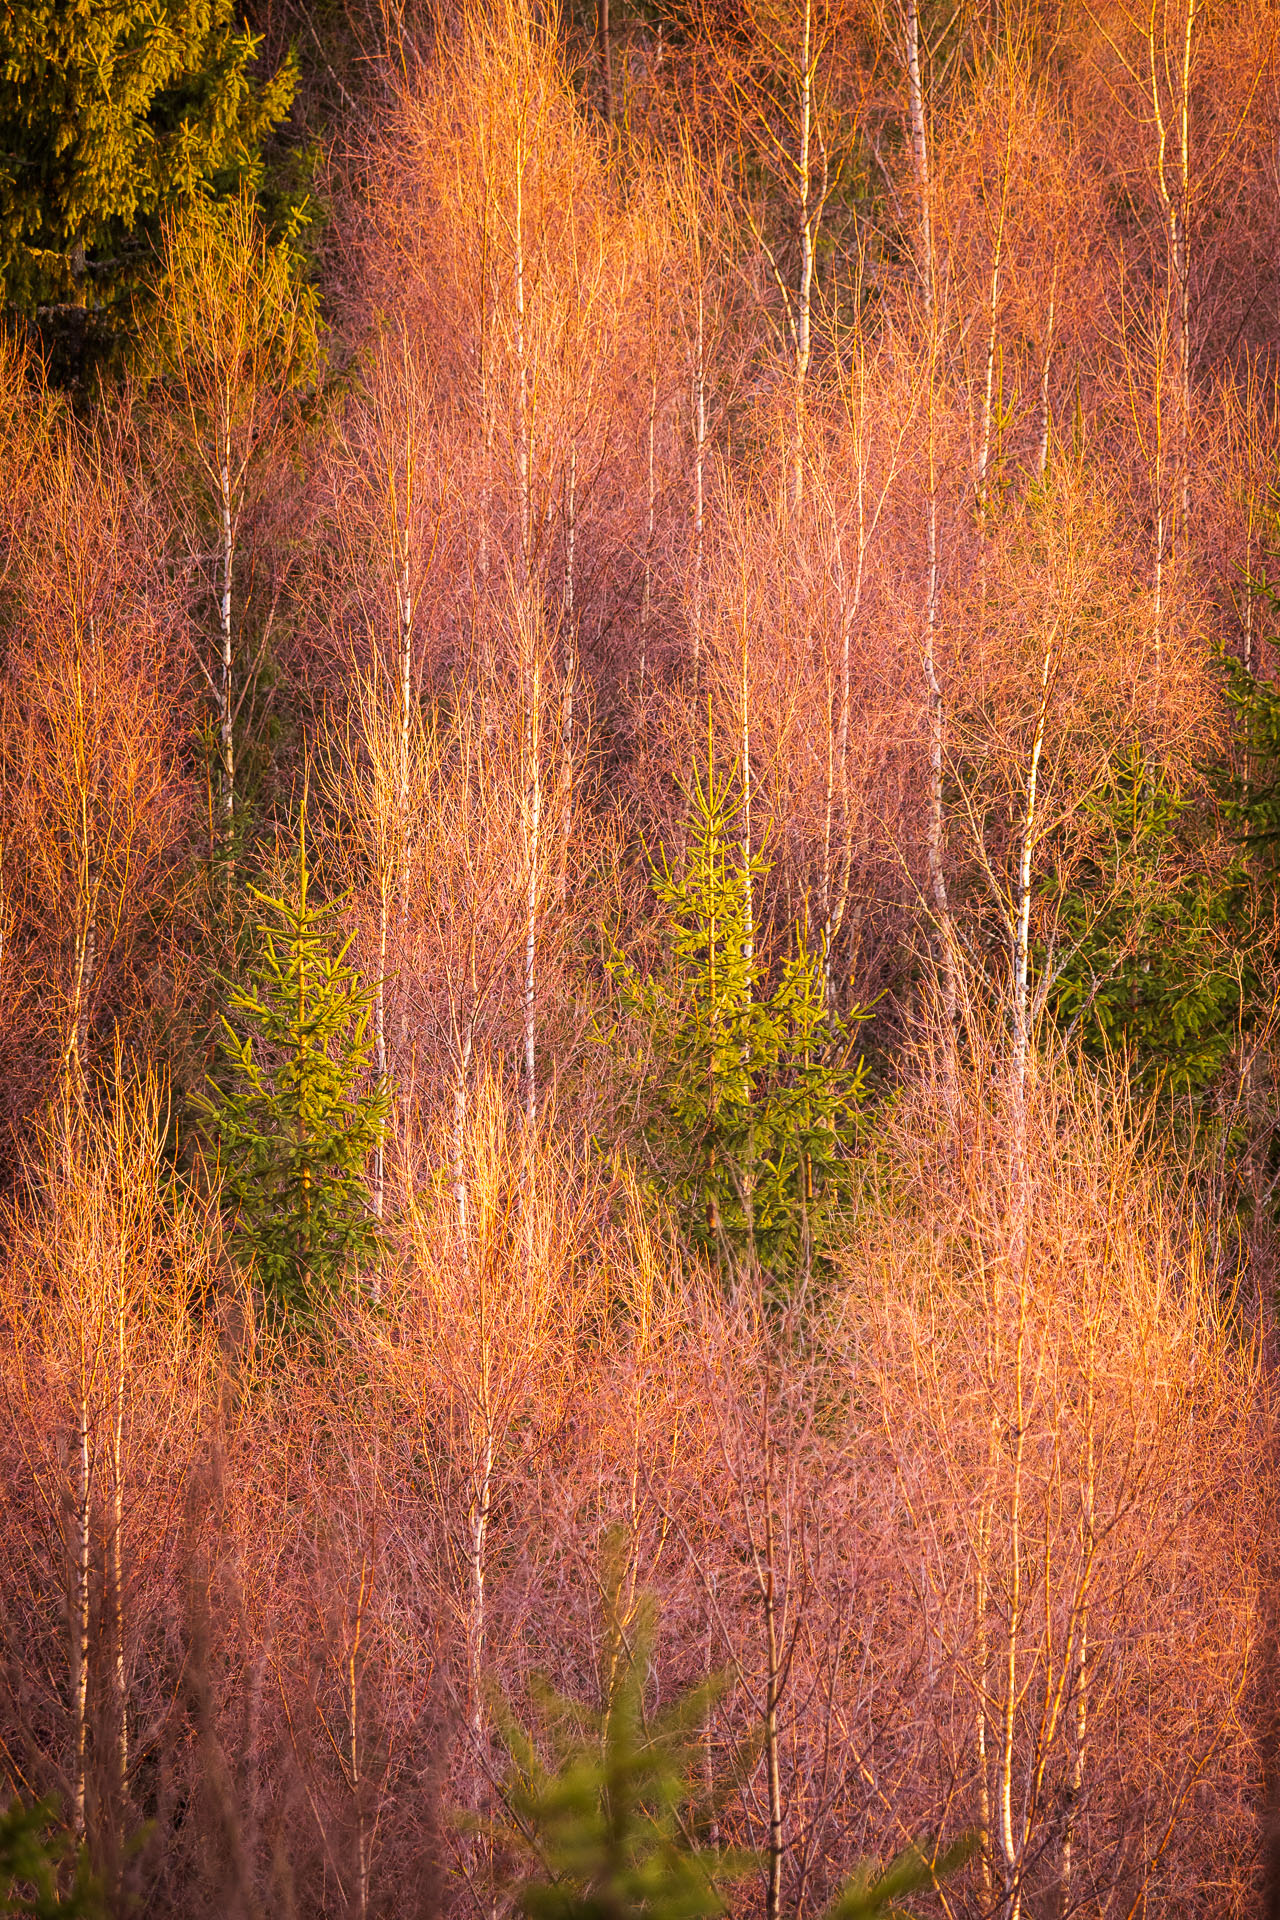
[452,1026,473,1239]
[372,877,389,1231]
[109,1308,127,1813]
[692,279,706,677]
[514,127,531,587]
[71,1385,91,1842]
[906,0,955,1040]
[217,415,236,889]
[466,1424,494,1743]
[792,0,815,512]
[906,0,933,314]
[1035,276,1057,484]
[641,370,657,692]
[559,444,577,908]
[524,658,541,1127]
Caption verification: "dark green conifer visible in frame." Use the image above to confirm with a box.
[200,813,386,1328]
[1047,740,1250,1097]
[0,0,296,319]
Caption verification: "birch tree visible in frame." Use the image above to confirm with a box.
[7,429,187,1093]
[379,1080,595,1743]
[150,191,319,891]
[720,0,859,510]
[857,1047,1261,1918]
[0,1067,216,1875]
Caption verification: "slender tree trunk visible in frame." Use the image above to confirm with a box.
[977,197,1008,528]
[997,1321,1029,1920]
[377,419,416,1234]
[452,1025,473,1238]
[822,678,836,1004]
[923,477,954,1029]
[1036,275,1058,484]
[1243,487,1258,675]
[1154,488,1166,674]
[792,0,815,511]
[1148,0,1198,540]
[763,1499,784,1920]
[1010,636,1052,1217]
[975,1434,996,1906]
[1173,3,1194,534]
[739,633,757,1250]
[906,0,933,316]
[741,631,753,971]
[641,368,657,692]
[372,876,389,1229]
[467,1424,494,1743]
[65,904,95,1088]
[597,0,614,124]
[217,421,236,893]
[823,431,867,999]
[1059,1613,1088,1910]
[348,1558,371,1920]
[478,205,493,599]
[974,1160,1008,1907]
[564,441,577,625]
[64,637,95,1090]
[556,446,578,910]
[71,1383,91,1843]
[109,1308,127,1815]
[692,271,707,677]
[1060,1376,1095,1913]
[704,1581,720,1850]
[754,1379,784,1920]
[514,125,531,589]
[523,656,541,1127]
[906,0,955,1044]
[397,439,414,912]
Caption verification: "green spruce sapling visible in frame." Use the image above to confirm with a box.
[200,807,387,1327]
[494,1579,743,1920]
[494,1555,970,1920]
[1048,741,1250,1098]
[607,758,866,1288]
[0,1795,97,1916]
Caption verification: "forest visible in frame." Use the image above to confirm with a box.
[0,0,1278,1913]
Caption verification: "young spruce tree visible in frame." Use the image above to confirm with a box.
[201,810,386,1328]
[495,1577,742,1920]
[1048,740,1250,1098]
[0,1794,97,1916]
[608,759,866,1288]
[495,1552,969,1920]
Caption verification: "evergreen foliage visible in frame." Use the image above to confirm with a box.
[817,1844,975,1920]
[1047,741,1251,1097]
[495,1562,969,1920]
[1226,660,1280,863]
[495,1582,742,1920]
[199,816,386,1326]
[0,1797,96,1917]
[1045,626,1280,1104]
[607,760,866,1286]
[0,0,296,320]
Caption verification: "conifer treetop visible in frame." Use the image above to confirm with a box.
[200,812,387,1329]
[0,0,296,317]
